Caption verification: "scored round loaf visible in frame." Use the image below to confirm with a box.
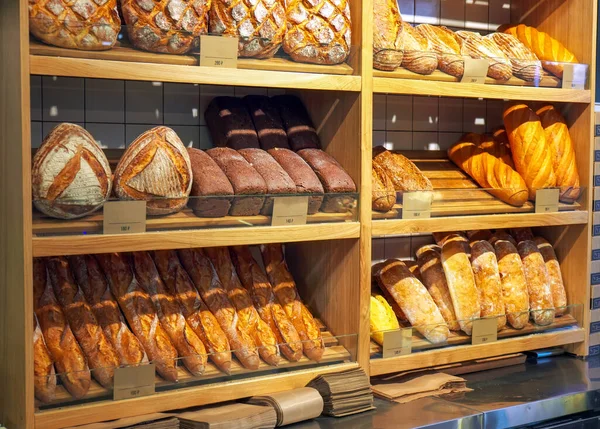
[29,0,121,51]
[114,126,192,215]
[32,123,112,219]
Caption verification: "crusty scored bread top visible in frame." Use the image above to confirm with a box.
[372,0,403,71]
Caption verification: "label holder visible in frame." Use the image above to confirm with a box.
[103,201,147,235]
[461,58,489,84]
[271,196,309,226]
[402,191,433,219]
[199,35,239,68]
[113,364,156,401]
[471,318,498,345]
[382,328,413,358]
[535,188,560,213]
[562,63,587,90]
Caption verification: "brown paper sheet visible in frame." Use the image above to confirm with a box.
[248,387,323,426]
[372,373,468,400]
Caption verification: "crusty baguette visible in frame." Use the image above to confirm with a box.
[177,248,260,370]
[479,131,515,169]
[416,245,460,331]
[230,246,303,362]
[376,259,449,343]
[132,252,207,376]
[33,258,90,399]
[534,237,567,316]
[440,235,481,334]
[95,253,179,382]
[151,250,232,373]
[517,241,555,325]
[469,240,507,330]
[34,315,56,403]
[69,255,148,367]
[205,247,280,366]
[260,244,325,361]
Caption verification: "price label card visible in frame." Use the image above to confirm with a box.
[200,35,238,68]
[461,58,489,84]
[535,188,559,213]
[113,364,155,401]
[382,328,412,358]
[271,196,309,226]
[402,191,432,219]
[562,63,587,89]
[471,318,498,345]
[103,201,146,234]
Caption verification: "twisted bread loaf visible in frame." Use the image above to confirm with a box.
[455,31,512,81]
[401,22,437,75]
[373,0,403,71]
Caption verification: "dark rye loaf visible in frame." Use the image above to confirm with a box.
[205,97,260,150]
[187,148,234,217]
[271,95,321,151]
[243,95,290,151]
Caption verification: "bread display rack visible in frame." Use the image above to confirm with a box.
[0,0,596,426]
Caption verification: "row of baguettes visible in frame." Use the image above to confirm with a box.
[370,228,567,345]
[33,244,324,403]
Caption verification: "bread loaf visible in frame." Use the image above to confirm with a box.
[243,95,290,150]
[204,97,260,150]
[432,231,464,247]
[96,253,179,382]
[187,148,234,217]
[69,255,148,367]
[490,229,517,247]
[177,248,261,370]
[440,235,481,335]
[455,30,512,81]
[401,22,437,75]
[487,128,515,168]
[487,32,542,82]
[271,95,321,151]
[373,0,403,71]
[534,237,567,316]
[230,246,303,362]
[114,126,192,215]
[370,293,400,346]
[282,0,351,64]
[406,261,422,282]
[121,0,209,54]
[466,230,492,242]
[416,24,464,77]
[373,146,433,191]
[33,258,90,399]
[29,0,120,50]
[34,315,56,403]
[416,245,460,331]
[469,241,506,330]
[535,104,580,203]
[372,261,408,322]
[372,163,396,212]
[376,259,449,343]
[32,123,112,219]
[209,0,285,58]
[260,244,324,361]
[510,227,534,244]
[517,241,555,325]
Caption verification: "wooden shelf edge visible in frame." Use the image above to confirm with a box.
[372,76,591,102]
[32,222,361,257]
[371,210,589,236]
[35,362,359,429]
[30,55,362,92]
[369,327,585,376]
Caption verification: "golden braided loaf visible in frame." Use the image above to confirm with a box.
[283,0,352,65]
[503,103,557,200]
[121,0,210,54]
[535,104,580,203]
[372,0,403,71]
[455,30,512,81]
[29,0,120,50]
[209,0,285,58]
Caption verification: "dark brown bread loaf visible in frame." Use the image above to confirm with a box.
[271,95,321,151]
[243,96,290,150]
[206,147,267,216]
[187,148,234,217]
[205,97,260,150]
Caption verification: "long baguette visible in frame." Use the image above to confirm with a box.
[69,255,148,367]
[178,248,261,370]
[372,262,407,322]
[34,315,56,403]
[132,252,207,376]
[95,253,179,382]
[260,244,325,361]
[230,246,303,362]
[151,250,232,373]
[534,237,567,316]
[517,241,555,325]
[33,258,90,399]
[205,247,280,366]
[469,241,506,330]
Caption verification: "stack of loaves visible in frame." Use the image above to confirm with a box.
[370,228,568,345]
[34,244,324,403]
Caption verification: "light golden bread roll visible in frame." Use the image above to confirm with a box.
[370,293,401,346]
[416,24,464,77]
[401,22,437,75]
[487,32,542,82]
[533,237,567,316]
[373,0,403,70]
[455,30,512,81]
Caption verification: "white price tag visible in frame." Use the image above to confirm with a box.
[271,196,309,226]
[113,364,155,401]
[461,58,489,84]
[561,63,587,89]
[382,328,412,358]
[200,35,238,68]
[535,188,559,213]
[471,318,498,345]
[402,191,433,219]
[103,201,146,234]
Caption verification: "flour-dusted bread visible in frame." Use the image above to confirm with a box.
[401,22,437,75]
[114,126,192,215]
[373,0,403,71]
[121,0,210,54]
[32,123,112,220]
[29,0,120,50]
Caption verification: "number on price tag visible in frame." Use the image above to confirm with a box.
[271,196,309,226]
[402,191,432,219]
[200,35,238,69]
[471,318,497,345]
[461,58,489,85]
[382,328,412,358]
[535,188,559,214]
[113,364,155,401]
[103,201,146,235]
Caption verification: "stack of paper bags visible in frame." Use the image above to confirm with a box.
[177,403,276,429]
[247,387,323,426]
[371,372,472,404]
[306,368,375,417]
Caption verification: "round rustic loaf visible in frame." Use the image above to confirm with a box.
[114,126,192,215]
[32,123,112,219]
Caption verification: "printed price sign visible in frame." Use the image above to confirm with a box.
[402,191,432,219]
[113,364,155,401]
[271,196,309,226]
[103,201,146,234]
[461,58,489,84]
[535,188,559,213]
[562,63,587,89]
[200,35,238,68]
[382,328,412,358]
[471,318,497,345]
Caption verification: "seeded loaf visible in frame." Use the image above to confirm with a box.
[205,97,260,150]
[187,148,234,217]
[271,95,321,151]
[243,95,290,150]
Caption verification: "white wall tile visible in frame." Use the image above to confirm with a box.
[125,81,163,124]
[463,99,487,134]
[31,122,43,148]
[386,131,413,151]
[42,76,84,122]
[171,125,201,148]
[164,83,200,126]
[413,97,439,131]
[86,79,125,123]
[86,123,125,149]
[412,131,440,150]
[199,125,213,149]
[43,122,84,137]
[199,85,235,126]
[373,94,386,131]
[438,98,463,132]
[373,130,386,148]
[384,236,412,259]
[30,76,42,122]
[386,95,412,131]
[126,124,155,145]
